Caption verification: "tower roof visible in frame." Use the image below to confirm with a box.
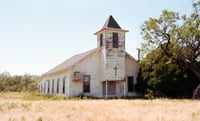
[94,15,128,35]
[102,15,121,29]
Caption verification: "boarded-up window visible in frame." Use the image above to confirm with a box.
[63,76,66,94]
[113,32,118,48]
[128,76,134,92]
[47,80,50,93]
[100,34,103,47]
[57,79,59,93]
[83,75,90,93]
[44,83,46,93]
[52,79,54,93]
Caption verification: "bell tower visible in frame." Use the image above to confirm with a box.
[95,15,128,81]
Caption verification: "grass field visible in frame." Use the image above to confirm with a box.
[0,92,200,121]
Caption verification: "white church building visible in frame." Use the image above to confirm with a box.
[38,16,140,98]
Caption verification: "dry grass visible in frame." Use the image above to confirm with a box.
[0,92,200,121]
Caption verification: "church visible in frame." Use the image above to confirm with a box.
[38,16,140,98]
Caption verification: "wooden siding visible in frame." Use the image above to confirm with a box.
[103,31,126,81]
[71,50,102,97]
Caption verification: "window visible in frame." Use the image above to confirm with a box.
[128,76,134,92]
[63,76,66,94]
[44,82,46,93]
[113,32,118,48]
[83,75,90,93]
[100,34,103,47]
[52,79,54,93]
[47,80,50,93]
[57,79,59,93]
[44,82,47,93]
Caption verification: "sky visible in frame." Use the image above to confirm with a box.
[0,0,194,75]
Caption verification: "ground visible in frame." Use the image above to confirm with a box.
[0,92,200,121]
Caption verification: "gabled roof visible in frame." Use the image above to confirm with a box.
[39,48,140,81]
[43,48,98,76]
[102,15,121,29]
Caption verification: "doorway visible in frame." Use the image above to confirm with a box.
[103,81,116,96]
[128,76,134,92]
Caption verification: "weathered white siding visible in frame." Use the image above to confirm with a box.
[125,55,140,96]
[71,50,102,97]
[64,73,71,97]
[39,16,140,98]
[126,56,140,83]
[38,42,140,98]
[103,31,126,81]
[116,81,126,97]
[39,72,72,97]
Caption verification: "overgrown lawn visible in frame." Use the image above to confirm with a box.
[0,92,199,121]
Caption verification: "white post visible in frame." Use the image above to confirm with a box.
[106,80,108,99]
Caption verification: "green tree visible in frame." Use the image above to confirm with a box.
[0,74,39,92]
[137,47,198,98]
[140,0,200,98]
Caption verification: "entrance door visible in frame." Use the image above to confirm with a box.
[103,81,116,96]
[128,76,134,92]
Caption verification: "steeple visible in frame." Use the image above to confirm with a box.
[94,15,128,35]
[102,15,121,29]
[94,16,128,82]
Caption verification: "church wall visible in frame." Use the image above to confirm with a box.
[103,31,126,81]
[53,74,65,96]
[70,51,103,97]
[38,16,140,98]
[116,81,126,97]
[39,80,47,94]
[125,56,140,83]
[39,72,71,97]
[125,56,140,96]
[39,80,45,94]
[64,73,71,97]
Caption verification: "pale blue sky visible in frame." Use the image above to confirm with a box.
[0,0,193,75]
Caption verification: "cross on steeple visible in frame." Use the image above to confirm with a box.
[113,66,118,77]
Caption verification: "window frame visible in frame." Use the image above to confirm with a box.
[112,32,119,48]
[63,76,66,94]
[128,76,134,92]
[57,78,59,93]
[47,80,50,93]
[52,79,54,93]
[83,75,90,93]
[100,34,103,47]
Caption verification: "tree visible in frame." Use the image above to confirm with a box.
[0,74,39,92]
[136,47,198,98]
[140,0,200,98]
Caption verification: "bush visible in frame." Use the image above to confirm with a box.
[0,74,39,92]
